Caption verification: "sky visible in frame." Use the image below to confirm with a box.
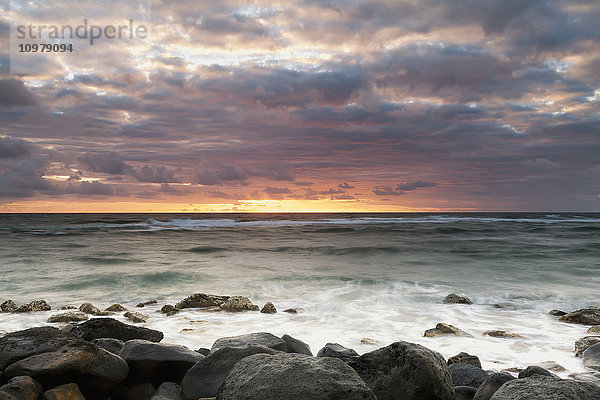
[0,0,599,212]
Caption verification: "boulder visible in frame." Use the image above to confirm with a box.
[0,300,17,313]
[181,344,277,399]
[534,361,565,372]
[136,300,157,307]
[518,365,555,379]
[281,334,312,356]
[548,309,567,316]
[105,304,127,312]
[424,323,473,338]
[161,305,180,316]
[79,303,108,316]
[14,300,51,313]
[119,339,203,385]
[41,383,85,400]
[360,338,380,345]
[152,382,182,400]
[488,375,600,400]
[316,343,358,362]
[348,341,455,400]
[196,348,210,356]
[70,318,163,342]
[559,307,600,325]
[92,338,124,355]
[220,296,259,312]
[583,343,600,371]
[568,371,600,384]
[472,373,515,400]
[283,308,300,314]
[575,336,600,357]
[447,352,482,368]
[217,352,376,400]
[444,293,472,304]
[175,294,229,309]
[260,302,277,314]
[588,325,600,334]
[0,376,42,400]
[211,332,286,352]
[46,311,88,323]
[455,386,477,400]
[112,383,155,400]
[124,311,149,323]
[449,364,488,388]
[482,330,524,339]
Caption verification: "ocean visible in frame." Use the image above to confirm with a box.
[1,213,599,376]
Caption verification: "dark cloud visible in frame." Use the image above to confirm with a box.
[373,181,437,196]
[80,152,130,175]
[264,186,292,194]
[0,159,52,198]
[339,182,354,189]
[196,165,248,186]
[134,165,178,183]
[0,137,33,158]
[0,80,36,108]
[318,188,344,195]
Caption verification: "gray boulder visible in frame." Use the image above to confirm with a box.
[119,339,203,385]
[575,336,600,357]
[473,373,515,400]
[70,318,163,342]
[211,332,286,352]
[424,323,473,338]
[220,296,259,312]
[316,343,358,362]
[559,307,600,325]
[260,302,277,314]
[0,376,42,400]
[282,334,312,356]
[105,303,127,312]
[455,386,477,400]
[92,338,124,355]
[348,341,455,400]
[181,344,277,399]
[518,365,556,379]
[583,342,600,371]
[123,311,149,323]
[217,352,376,400]
[14,300,51,313]
[175,293,229,309]
[444,293,472,304]
[152,382,182,400]
[46,311,88,323]
[79,303,108,316]
[40,383,85,400]
[448,352,482,368]
[449,364,489,388]
[548,309,567,316]
[489,375,600,399]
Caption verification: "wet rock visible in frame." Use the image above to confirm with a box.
[518,365,556,379]
[196,348,210,356]
[482,330,524,339]
[568,371,600,384]
[161,305,180,316]
[472,372,515,400]
[583,343,600,371]
[316,343,359,362]
[260,302,277,314]
[46,311,88,323]
[152,382,182,400]
[105,304,127,312]
[574,336,600,357]
[447,352,482,368]
[588,325,600,334]
[136,300,157,308]
[489,375,600,400]
[534,360,566,372]
[220,296,259,312]
[218,352,376,400]
[0,300,17,313]
[559,307,600,325]
[444,293,472,304]
[119,339,203,386]
[449,364,489,388]
[181,344,277,399]
[14,300,51,313]
[281,334,312,356]
[60,306,77,310]
[40,383,85,400]
[124,311,149,323]
[424,323,473,338]
[548,309,567,316]
[92,338,124,355]
[175,293,229,309]
[70,317,163,342]
[211,332,286,352]
[0,376,42,400]
[113,383,155,400]
[455,386,477,400]
[283,308,300,314]
[360,338,380,346]
[348,341,455,400]
[79,303,108,316]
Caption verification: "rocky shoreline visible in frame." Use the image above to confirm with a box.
[1,293,600,400]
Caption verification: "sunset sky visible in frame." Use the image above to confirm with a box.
[0,0,599,212]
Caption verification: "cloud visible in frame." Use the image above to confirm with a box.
[133,165,178,183]
[373,181,438,196]
[195,164,248,186]
[80,152,130,175]
[338,182,354,189]
[318,188,344,195]
[264,186,292,194]
[0,137,33,158]
[0,80,36,107]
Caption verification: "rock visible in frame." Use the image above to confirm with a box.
[569,371,600,384]
[283,308,299,314]
[161,305,180,316]
[348,341,454,400]
[583,342,600,371]
[14,300,51,313]
[472,372,515,400]
[449,364,489,388]
[220,296,259,312]
[548,309,567,316]
[534,360,566,372]
[424,323,473,338]
[124,311,149,323]
[455,386,477,400]
[175,293,229,309]
[60,306,77,310]
[46,311,88,323]
[152,382,182,400]
[79,303,108,316]
[70,318,164,342]
[218,352,376,400]
[119,339,203,385]
[360,338,380,345]
[181,344,277,399]
[575,336,600,357]
[92,338,124,355]
[518,365,555,379]
[0,376,42,400]
[0,300,17,313]
[105,304,127,312]
[588,325,600,334]
[316,343,359,362]
[482,330,524,339]
[196,348,210,356]
[559,307,600,325]
[136,300,157,308]
[211,332,286,352]
[282,334,312,355]
[260,302,277,314]
[448,352,482,368]
[444,293,472,304]
[488,375,600,400]
[113,383,155,400]
[41,383,85,400]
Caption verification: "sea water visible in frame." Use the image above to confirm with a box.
[1,213,599,376]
